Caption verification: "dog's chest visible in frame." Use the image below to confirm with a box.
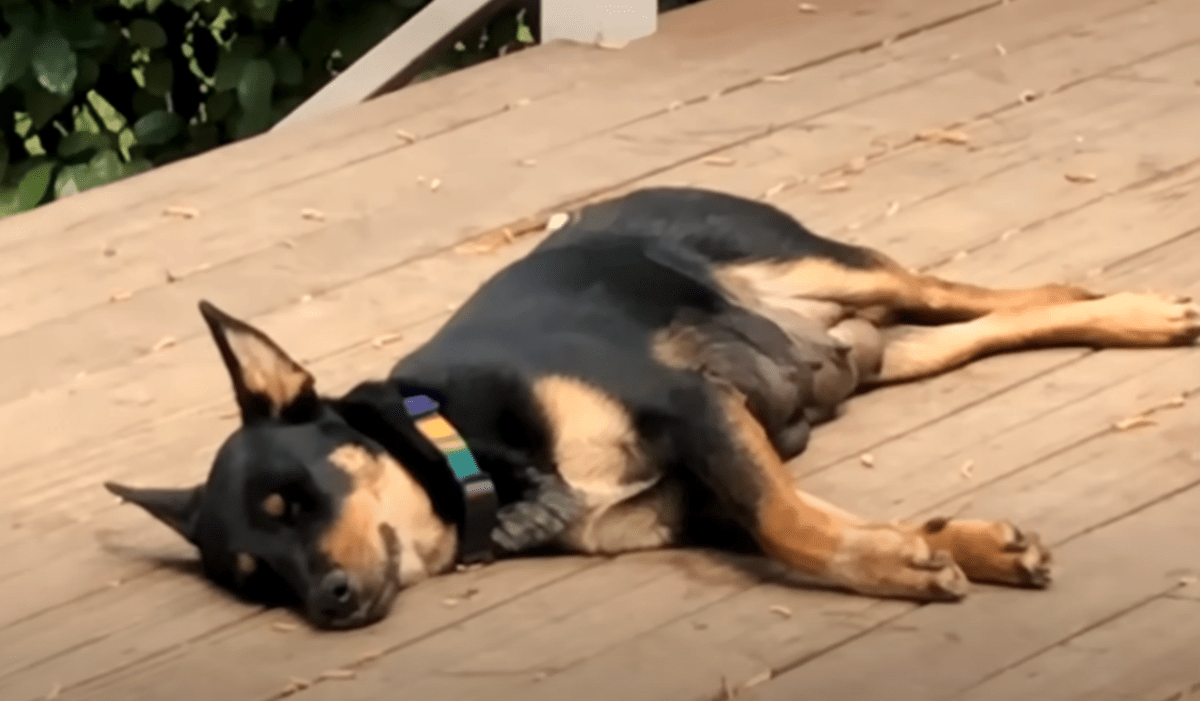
[532,375,683,554]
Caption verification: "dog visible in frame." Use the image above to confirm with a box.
[106,186,1200,629]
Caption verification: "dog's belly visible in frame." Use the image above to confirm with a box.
[557,477,685,554]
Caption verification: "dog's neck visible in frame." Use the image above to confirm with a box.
[331,381,487,569]
[364,449,459,583]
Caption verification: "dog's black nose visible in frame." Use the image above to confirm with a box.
[313,569,358,622]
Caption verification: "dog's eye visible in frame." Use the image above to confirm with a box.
[262,489,318,525]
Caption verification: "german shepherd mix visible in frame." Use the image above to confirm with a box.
[107,187,1200,630]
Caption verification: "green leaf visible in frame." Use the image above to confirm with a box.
[147,0,167,12]
[213,36,263,92]
[53,149,124,198]
[0,25,36,91]
[267,43,303,87]
[0,4,40,31]
[76,55,100,91]
[143,57,173,96]
[205,90,234,121]
[58,130,114,162]
[15,161,55,210]
[170,0,204,10]
[248,0,282,23]
[129,19,168,50]
[31,32,77,95]
[236,58,274,135]
[187,122,220,152]
[132,109,183,146]
[0,186,22,218]
[53,6,108,50]
[53,162,89,197]
[25,87,70,129]
[87,149,123,185]
[121,158,153,177]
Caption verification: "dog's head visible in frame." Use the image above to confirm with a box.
[105,302,457,629]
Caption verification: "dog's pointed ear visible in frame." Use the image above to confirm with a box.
[105,482,204,544]
[198,300,316,423]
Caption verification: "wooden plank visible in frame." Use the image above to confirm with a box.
[948,596,1200,701]
[2,27,1198,645]
[31,100,1200,701]
[0,0,1156,338]
[262,278,1200,701]
[272,0,516,132]
[0,0,1181,472]
[8,84,1200,528]
[0,0,991,252]
[2,4,1200,696]
[747,483,1200,701]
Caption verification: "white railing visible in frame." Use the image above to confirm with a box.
[272,0,658,131]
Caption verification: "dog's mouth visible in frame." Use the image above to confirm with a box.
[308,523,405,630]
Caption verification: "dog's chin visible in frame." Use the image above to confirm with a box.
[308,579,403,631]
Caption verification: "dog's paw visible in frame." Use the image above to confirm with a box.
[828,524,971,602]
[1090,292,1200,346]
[918,517,1052,588]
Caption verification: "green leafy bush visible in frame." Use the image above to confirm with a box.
[0,0,534,218]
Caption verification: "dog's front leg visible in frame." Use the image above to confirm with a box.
[491,467,583,555]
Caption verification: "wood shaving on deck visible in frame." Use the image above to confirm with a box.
[744,669,773,688]
[859,453,876,468]
[761,179,795,199]
[150,336,176,353]
[818,180,850,193]
[843,156,867,174]
[163,205,200,219]
[395,129,417,143]
[1112,393,1189,431]
[300,208,325,221]
[1064,172,1098,183]
[702,156,737,166]
[798,3,819,12]
[455,228,517,255]
[768,604,793,618]
[916,128,970,145]
[371,332,403,349]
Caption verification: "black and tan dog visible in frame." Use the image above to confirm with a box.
[107,187,1200,629]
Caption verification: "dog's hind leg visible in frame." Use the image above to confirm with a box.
[720,247,1099,325]
[867,291,1200,385]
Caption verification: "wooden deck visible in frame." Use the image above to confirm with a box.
[2,0,1199,699]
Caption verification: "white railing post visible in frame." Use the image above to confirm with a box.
[539,0,658,47]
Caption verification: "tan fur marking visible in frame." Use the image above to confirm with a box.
[719,256,1097,324]
[321,444,455,587]
[915,518,1051,587]
[533,375,675,553]
[235,552,257,577]
[873,292,1200,385]
[721,391,844,573]
[262,493,285,519]
[224,328,313,415]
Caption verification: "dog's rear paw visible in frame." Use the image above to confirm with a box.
[919,517,1052,589]
[1093,292,1200,346]
[829,524,971,602]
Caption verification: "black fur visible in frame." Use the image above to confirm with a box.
[108,186,883,628]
